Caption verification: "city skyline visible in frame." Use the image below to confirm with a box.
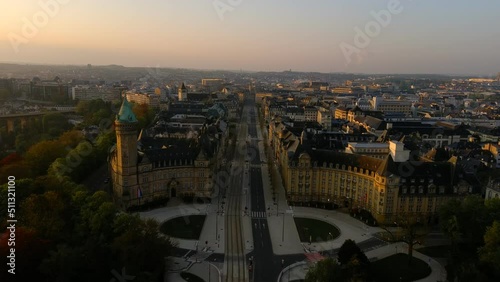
[1,0,500,75]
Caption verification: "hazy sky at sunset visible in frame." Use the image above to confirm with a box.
[1,0,499,75]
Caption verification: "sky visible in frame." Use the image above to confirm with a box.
[0,0,499,75]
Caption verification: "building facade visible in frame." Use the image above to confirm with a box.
[110,99,213,209]
[270,121,478,224]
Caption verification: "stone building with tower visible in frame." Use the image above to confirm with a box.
[110,98,216,209]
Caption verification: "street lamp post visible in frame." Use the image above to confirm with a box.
[276,192,279,216]
[282,212,285,242]
[327,232,333,255]
[208,262,211,282]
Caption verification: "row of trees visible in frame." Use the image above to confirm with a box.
[0,99,173,280]
[0,129,116,184]
[0,130,85,182]
[0,171,172,281]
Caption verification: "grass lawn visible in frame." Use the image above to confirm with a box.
[180,272,205,282]
[294,217,340,243]
[370,253,431,282]
[417,245,451,258]
[159,215,206,240]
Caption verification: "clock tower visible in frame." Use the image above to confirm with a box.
[112,98,138,208]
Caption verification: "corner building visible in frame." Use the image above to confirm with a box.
[272,128,477,225]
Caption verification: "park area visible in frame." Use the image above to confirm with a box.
[294,217,340,243]
[370,253,431,281]
[160,215,206,240]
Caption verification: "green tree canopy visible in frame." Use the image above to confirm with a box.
[305,257,343,282]
[479,221,500,274]
[20,191,67,240]
[24,140,66,176]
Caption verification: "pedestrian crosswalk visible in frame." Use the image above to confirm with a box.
[251,211,267,218]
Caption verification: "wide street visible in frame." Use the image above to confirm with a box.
[224,95,251,281]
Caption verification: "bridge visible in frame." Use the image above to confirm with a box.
[0,110,75,132]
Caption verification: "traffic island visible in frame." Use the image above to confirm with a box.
[294,217,340,243]
[160,215,206,240]
[370,253,431,281]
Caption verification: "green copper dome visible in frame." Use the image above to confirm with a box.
[116,98,138,123]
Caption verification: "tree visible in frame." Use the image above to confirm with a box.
[76,99,113,126]
[58,130,85,148]
[0,160,33,184]
[305,257,343,282]
[112,214,173,281]
[479,221,500,273]
[439,195,490,245]
[0,179,36,227]
[42,113,71,136]
[24,140,66,176]
[0,227,51,281]
[337,239,370,280]
[0,152,22,167]
[380,214,429,265]
[132,103,155,128]
[78,191,117,239]
[39,244,84,282]
[20,191,67,240]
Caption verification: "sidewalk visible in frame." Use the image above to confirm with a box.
[255,115,303,255]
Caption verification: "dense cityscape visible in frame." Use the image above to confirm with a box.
[2,1,500,282]
[1,64,500,281]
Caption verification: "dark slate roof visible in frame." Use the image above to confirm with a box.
[144,147,199,164]
[363,116,386,130]
[290,146,383,173]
